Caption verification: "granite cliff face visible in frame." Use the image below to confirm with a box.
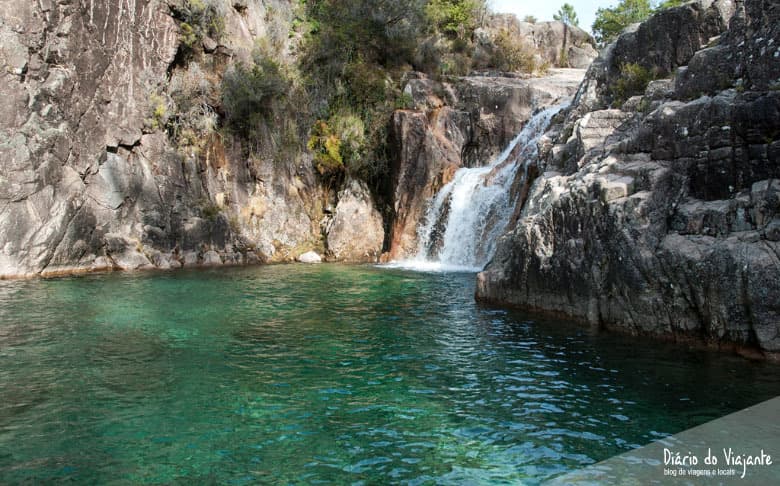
[0,0,332,276]
[0,0,393,275]
[477,0,780,358]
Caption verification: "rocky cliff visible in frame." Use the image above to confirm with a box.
[0,0,325,276]
[0,0,592,277]
[0,0,393,276]
[477,16,598,70]
[477,0,780,359]
[385,69,585,259]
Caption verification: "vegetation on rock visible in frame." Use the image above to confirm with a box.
[426,0,486,39]
[554,3,579,26]
[610,62,661,105]
[296,0,513,188]
[489,29,539,73]
[169,0,225,60]
[221,53,291,141]
[592,0,686,46]
[164,0,557,192]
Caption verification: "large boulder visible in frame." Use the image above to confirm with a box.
[480,15,598,69]
[326,179,385,263]
[297,251,322,264]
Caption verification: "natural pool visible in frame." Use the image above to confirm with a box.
[1,264,779,484]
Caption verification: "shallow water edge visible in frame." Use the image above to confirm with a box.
[9,260,776,363]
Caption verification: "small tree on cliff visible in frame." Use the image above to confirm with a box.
[553,3,579,67]
[592,0,652,46]
[553,3,579,26]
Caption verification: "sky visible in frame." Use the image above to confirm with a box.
[488,0,614,34]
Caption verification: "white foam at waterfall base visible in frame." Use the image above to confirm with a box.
[384,103,566,273]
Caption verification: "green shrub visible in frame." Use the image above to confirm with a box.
[342,59,390,108]
[413,36,444,74]
[200,200,222,221]
[166,63,220,154]
[592,0,683,47]
[489,29,537,73]
[611,62,659,105]
[308,120,344,177]
[440,52,473,76]
[332,112,366,172]
[307,111,367,179]
[147,93,168,131]
[426,0,485,40]
[395,92,414,110]
[170,0,225,58]
[221,53,291,140]
[592,0,652,47]
[297,0,498,187]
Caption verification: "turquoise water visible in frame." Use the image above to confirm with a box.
[1,264,779,484]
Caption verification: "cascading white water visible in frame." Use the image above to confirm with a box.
[393,104,565,272]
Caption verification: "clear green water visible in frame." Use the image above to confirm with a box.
[1,264,779,484]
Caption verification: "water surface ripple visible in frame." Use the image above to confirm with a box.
[1,265,779,484]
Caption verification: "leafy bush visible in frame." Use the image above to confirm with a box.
[426,0,485,39]
[297,0,506,188]
[307,112,367,179]
[611,62,659,105]
[221,53,291,141]
[592,0,652,46]
[147,93,168,131]
[592,0,684,47]
[439,52,473,76]
[489,29,537,73]
[298,0,436,187]
[308,120,343,177]
[200,200,222,221]
[302,0,426,73]
[170,0,225,58]
[164,63,221,155]
[395,92,414,110]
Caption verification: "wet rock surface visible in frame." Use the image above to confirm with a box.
[477,0,780,357]
[386,69,586,259]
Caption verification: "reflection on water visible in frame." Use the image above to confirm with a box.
[0,265,778,484]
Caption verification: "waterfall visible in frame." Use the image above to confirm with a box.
[394,104,565,272]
